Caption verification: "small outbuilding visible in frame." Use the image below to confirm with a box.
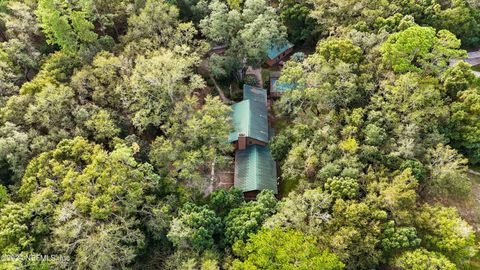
[265,42,294,67]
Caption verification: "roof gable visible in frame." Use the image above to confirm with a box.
[234,145,278,193]
[228,99,269,143]
[243,84,268,105]
[267,42,294,60]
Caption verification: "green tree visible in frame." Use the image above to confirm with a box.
[87,0,135,38]
[167,203,221,251]
[400,0,480,48]
[441,61,477,98]
[208,188,244,217]
[279,0,316,44]
[276,38,365,115]
[199,0,238,45]
[0,122,30,184]
[0,202,32,255]
[447,87,480,164]
[163,249,221,270]
[36,0,99,52]
[0,184,8,208]
[23,83,76,132]
[379,221,421,255]
[270,109,366,186]
[84,109,120,141]
[366,169,418,223]
[70,51,127,109]
[0,51,86,183]
[264,188,332,235]
[122,0,207,56]
[368,73,448,160]
[1,80,79,176]
[0,202,48,270]
[0,48,19,108]
[226,0,243,10]
[415,205,477,266]
[207,53,241,81]
[200,0,287,68]
[324,199,386,269]
[380,26,465,75]
[7,137,167,269]
[363,124,387,147]
[425,144,470,197]
[267,189,387,270]
[232,228,344,270]
[0,1,43,85]
[324,176,359,199]
[309,0,390,35]
[149,96,233,194]
[399,159,427,183]
[393,248,457,270]
[224,190,277,245]
[124,48,204,131]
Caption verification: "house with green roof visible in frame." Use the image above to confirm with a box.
[228,99,268,150]
[234,145,278,196]
[226,83,278,198]
[266,42,294,66]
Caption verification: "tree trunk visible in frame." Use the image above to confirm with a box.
[468,169,480,176]
[208,72,232,104]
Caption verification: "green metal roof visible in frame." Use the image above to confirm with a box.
[234,145,278,193]
[271,79,295,93]
[267,42,294,60]
[243,84,267,105]
[228,99,269,143]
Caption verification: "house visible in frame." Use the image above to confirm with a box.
[234,144,278,199]
[269,77,295,98]
[265,42,294,67]
[228,100,269,150]
[227,84,278,199]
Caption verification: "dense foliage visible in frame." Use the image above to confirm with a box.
[0,0,479,269]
